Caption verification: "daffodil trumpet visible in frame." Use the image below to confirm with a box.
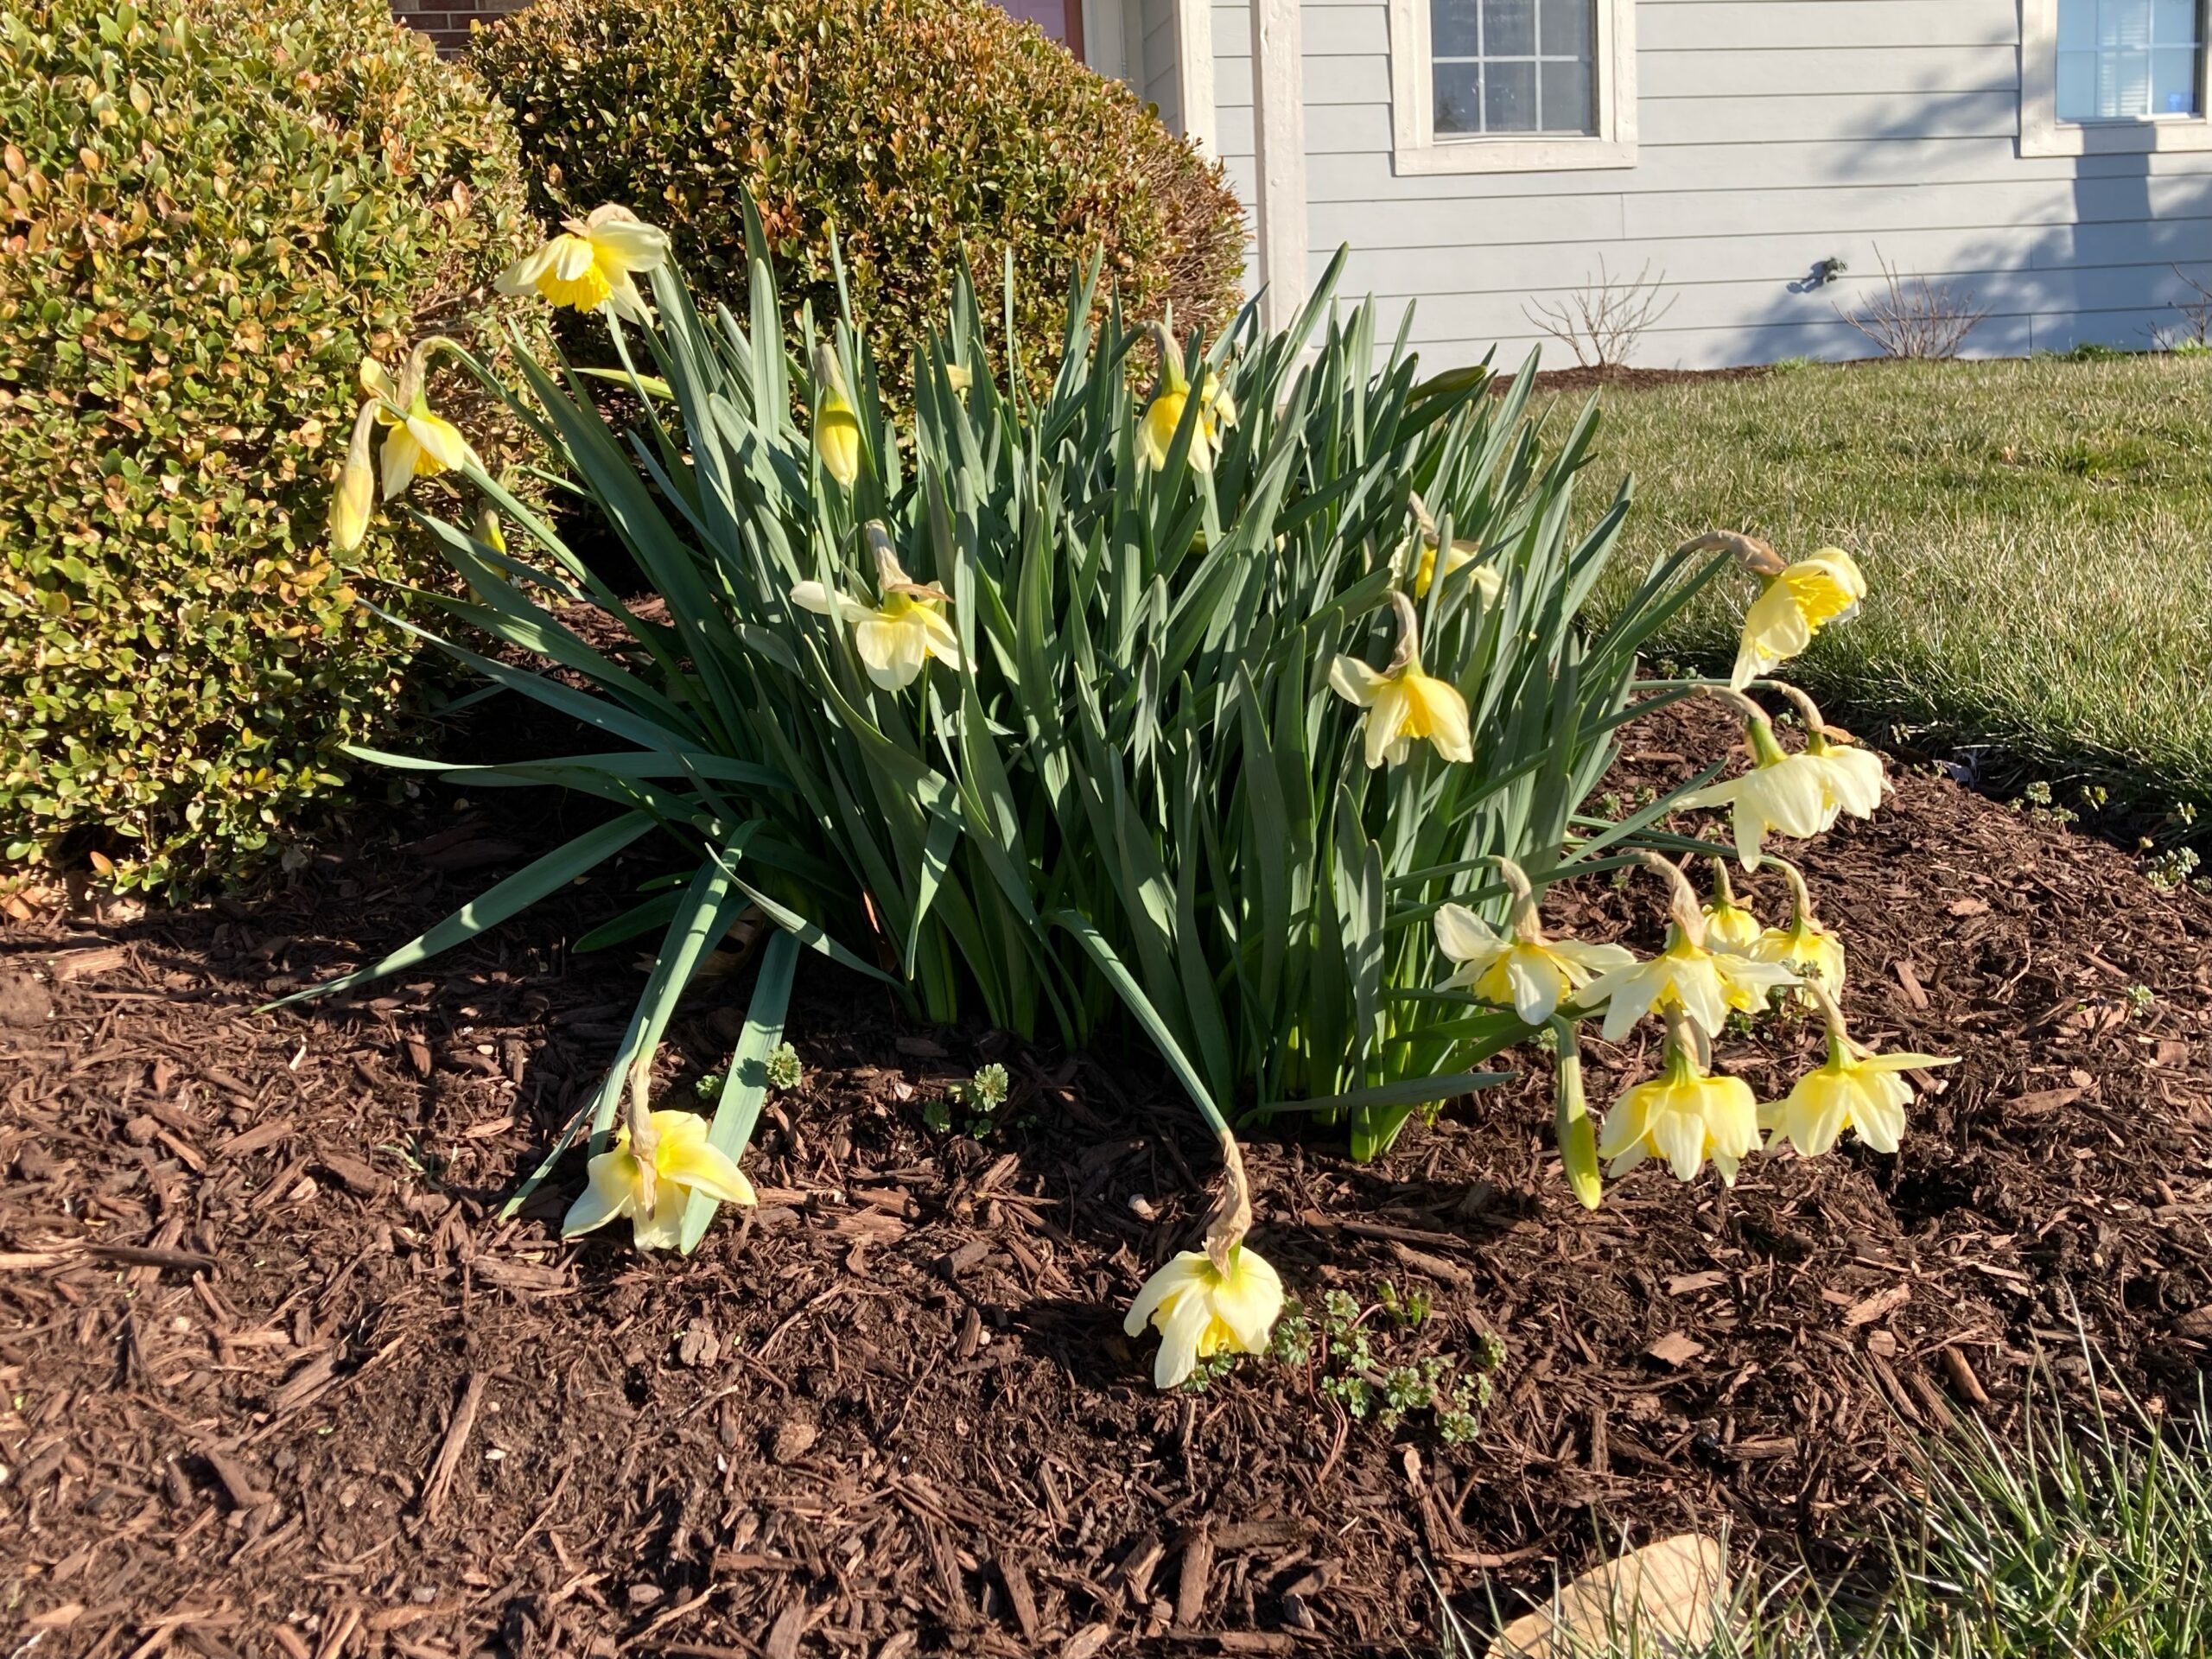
[1405,491,1504,605]
[791,524,963,691]
[1748,857,1847,991]
[496,203,671,324]
[1328,592,1475,768]
[1433,856,1633,1026]
[1135,315,1236,474]
[328,340,480,551]
[1577,852,1799,1046]
[1759,679,1886,824]
[1700,859,1762,952]
[1122,1128,1285,1389]
[1762,980,1956,1157]
[1595,1007,1762,1185]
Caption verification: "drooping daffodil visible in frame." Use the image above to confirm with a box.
[811,344,863,488]
[329,346,479,552]
[1577,853,1799,1042]
[1700,861,1763,952]
[1763,983,1956,1157]
[562,1108,757,1252]
[496,204,670,324]
[1597,1014,1762,1185]
[1433,857,1632,1026]
[1329,591,1474,768]
[1729,540,1866,690]
[791,525,963,690]
[1123,1243,1285,1389]
[1136,317,1236,474]
[1675,706,1835,870]
[1749,858,1847,991]
[1404,493,1505,604]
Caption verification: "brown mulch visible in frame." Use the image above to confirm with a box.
[5,699,2212,1657]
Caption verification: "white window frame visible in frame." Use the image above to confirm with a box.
[2023,0,2212,155]
[1387,0,1637,175]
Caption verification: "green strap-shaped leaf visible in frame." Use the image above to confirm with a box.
[1049,908,1227,1136]
[678,929,801,1254]
[262,810,657,1011]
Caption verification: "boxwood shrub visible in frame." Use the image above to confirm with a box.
[470,0,1247,399]
[0,0,545,893]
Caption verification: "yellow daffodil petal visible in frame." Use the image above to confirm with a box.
[1730,550,1866,689]
[1599,1069,1759,1185]
[1702,900,1762,951]
[1125,1247,1284,1389]
[1328,655,1388,709]
[562,1147,644,1238]
[1395,669,1473,764]
[378,424,423,503]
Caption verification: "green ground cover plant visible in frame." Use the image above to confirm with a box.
[1578,355,2212,836]
[0,0,545,892]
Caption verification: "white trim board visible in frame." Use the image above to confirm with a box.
[1176,0,1217,153]
[1249,0,1309,327]
[1385,0,1639,175]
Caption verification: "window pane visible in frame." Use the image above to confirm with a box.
[1483,0,1535,55]
[1540,57,1593,130]
[1433,0,1480,59]
[1485,57,1538,129]
[2154,45,2200,109]
[2059,0,2098,48]
[1539,0,1592,57]
[2101,47,2153,113]
[2153,0,2198,43]
[1434,60,1484,132]
[2100,0,2152,47]
[2057,49,2100,116]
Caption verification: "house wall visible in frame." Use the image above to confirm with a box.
[391,0,526,54]
[1229,0,2212,367]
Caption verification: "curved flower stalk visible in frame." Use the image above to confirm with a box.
[1597,1007,1762,1185]
[1725,537,1866,690]
[1135,317,1236,474]
[1329,592,1473,768]
[496,204,670,324]
[811,343,864,489]
[1749,858,1847,991]
[1433,857,1631,1025]
[563,1072,757,1252]
[1700,861,1762,951]
[1579,853,1799,1044]
[327,342,480,553]
[1764,982,1955,1157]
[1125,1131,1284,1389]
[792,524,963,690]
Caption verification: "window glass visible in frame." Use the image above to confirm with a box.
[1432,0,1596,134]
[2058,0,2201,118]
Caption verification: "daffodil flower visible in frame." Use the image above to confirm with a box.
[1748,861,1846,989]
[1123,1243,1284,1389]
[1675,713,1835,870]
[1700,861,1762,952]
[1577,853,1797,1041]
[791,529,963,690]
[1762,985,1955,1156]
[1330,592,1473,768]
[1136,320,1236,474]
[1731,545,1866,690]
[1597,1018,1762,1185]
[1804,726,1885,820]
[1433,859,1630,1026]
[496,204,671,324]
[1403,495,1504,603]
[562,1109,756,1251]
[330,348,479,550]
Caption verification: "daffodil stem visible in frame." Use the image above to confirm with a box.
[1670,529,1785,577]
[1630,850,1707,945]
[1767,855,1818,931]
[1761,678,1830,735]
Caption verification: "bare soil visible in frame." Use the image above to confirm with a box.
[5,700,2211,1658]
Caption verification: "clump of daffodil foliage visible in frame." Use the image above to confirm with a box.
[282,200,1945,1394]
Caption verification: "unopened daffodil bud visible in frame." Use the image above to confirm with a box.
[1329,592,1474,768]
[327,401,380,552]
[1749,859,1847,990]
[811,344,862,489]
[1550,1018,1605,1210]
[791,525,963,690]
[1597,1013,1762,1185]
[1433,857,1631,1025]
[1700,861,1762,951]
[1578,853,1798,1041]
[1729,540,1866,690]
[561,1107,756,1251]
[1763,983,1955,1156]
[496,204,670,323]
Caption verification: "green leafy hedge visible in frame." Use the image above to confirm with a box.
[470,0,1246,398]
[0,0,544,893]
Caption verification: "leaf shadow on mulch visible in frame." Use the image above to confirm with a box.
[4,699,2212,1658]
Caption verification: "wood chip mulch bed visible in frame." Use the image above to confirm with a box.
[5,699,2211,1658]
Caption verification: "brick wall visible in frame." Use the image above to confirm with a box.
[391,0,529,55]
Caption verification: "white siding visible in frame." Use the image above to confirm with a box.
[1139,0,1182,131]
[1217,0,2212,367]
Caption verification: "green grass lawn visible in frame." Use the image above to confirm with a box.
[1567,354,2212,834]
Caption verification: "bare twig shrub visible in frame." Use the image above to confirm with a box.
[1523,259,1678,369]
[2150,264,2212,352]
[1834,249,1986,359]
